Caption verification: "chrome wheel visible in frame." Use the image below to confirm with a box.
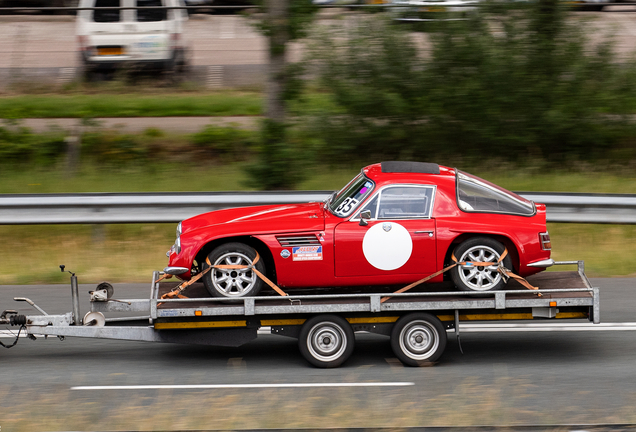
[211,252,258,297]
[307,322,348,363]
[398,320,440,361]
[458,245,502,292]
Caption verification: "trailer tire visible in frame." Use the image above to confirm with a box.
[202,242,265,298]
[391,313,446,366]
[450,237,512,292]
[299,315,355,368]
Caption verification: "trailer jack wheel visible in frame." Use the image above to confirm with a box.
[298,315,354,368]
[391,313,447,366]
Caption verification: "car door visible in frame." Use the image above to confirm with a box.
[334,185,437,278]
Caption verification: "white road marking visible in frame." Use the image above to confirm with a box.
[58,67,75,84]
[70,382,415,391]
[220,18,235,39]
[206,65,223,89]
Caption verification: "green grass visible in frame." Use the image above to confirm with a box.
[0,92,263,118]
[0,222,633,285]
[2,163,636,194]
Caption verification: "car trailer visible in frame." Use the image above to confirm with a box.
[1,261,599,367]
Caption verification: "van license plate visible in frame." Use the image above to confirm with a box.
[97,47,124,56]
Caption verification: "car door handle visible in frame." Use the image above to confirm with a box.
[414,230,434,237]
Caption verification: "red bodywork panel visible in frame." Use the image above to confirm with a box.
[167,163,551,288]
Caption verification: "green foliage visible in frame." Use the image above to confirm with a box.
[304,15,430,162]
[81,130,148,165]
[191,124,257,160]
[304,4,636,165]
[0,123,66,166]
[244,119,308,190]
[251,0,318,42]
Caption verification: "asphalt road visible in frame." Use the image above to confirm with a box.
[1,7,636,89]
[0,278,635,429]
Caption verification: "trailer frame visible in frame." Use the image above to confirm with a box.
[1,260,599,367]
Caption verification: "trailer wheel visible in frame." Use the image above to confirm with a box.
[391,313,446,366]
[299,315,355,368]
[450,237,512,292]
[202,242,265,298]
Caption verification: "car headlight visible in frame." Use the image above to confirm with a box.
[166,222,183,257]
[175,236,181,254]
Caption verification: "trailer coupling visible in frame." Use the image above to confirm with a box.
[0,310,27,348]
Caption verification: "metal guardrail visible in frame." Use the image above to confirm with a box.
[0,191,635,224]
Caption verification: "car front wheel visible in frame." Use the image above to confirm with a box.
[450,237,512,292]
[202,242,265,298]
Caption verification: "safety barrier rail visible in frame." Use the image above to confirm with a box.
[0,191,635,224]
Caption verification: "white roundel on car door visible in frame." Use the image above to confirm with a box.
[362,222,413,271]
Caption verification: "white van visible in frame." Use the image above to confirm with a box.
[76,0,189,75]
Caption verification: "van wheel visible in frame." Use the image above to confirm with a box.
[391,313,446,366]
[298,315,355,368]
[202,242,265,298]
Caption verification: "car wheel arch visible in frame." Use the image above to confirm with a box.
[443,233,520,274]
[193,236,277,283]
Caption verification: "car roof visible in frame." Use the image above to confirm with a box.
[363,162,455,185]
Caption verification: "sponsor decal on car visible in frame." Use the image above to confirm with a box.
[292,246,323,261]
[280,249,291,259]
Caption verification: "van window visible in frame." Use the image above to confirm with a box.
[137,0,167,22]
[94,0,121,22]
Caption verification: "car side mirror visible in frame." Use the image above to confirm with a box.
[359,210,371,226]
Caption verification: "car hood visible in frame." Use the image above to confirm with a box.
[181,202,326,234]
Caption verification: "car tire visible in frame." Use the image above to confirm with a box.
[202,242,265,298]
[390,313,446,366]
[450,237,512,292]
[298,315,355,368]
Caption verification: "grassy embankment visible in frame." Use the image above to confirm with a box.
[1,166,635,285]
[0,92,263,118]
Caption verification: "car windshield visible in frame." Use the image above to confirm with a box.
[329,174,375,218]
[457,171,535,216]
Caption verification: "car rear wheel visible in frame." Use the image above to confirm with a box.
[450,237,512,292]
[390,313,446,366]
[202,242,265,298]
[298,315,355,368]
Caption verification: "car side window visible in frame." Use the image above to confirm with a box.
[94,0,121,22]
[359,194,379,218]
[377,186,435,219]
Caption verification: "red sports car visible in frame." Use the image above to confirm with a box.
[165,162,553,298]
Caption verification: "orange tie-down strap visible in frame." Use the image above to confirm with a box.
[158,251,288,301]
[380,248,540,303]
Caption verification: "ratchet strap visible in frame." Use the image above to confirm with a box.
[381,247,539,303]
[158,251,289,302]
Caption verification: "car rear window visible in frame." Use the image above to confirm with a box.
[137,0,167,22]
[94,0,121,22]
[457,171,535,216]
